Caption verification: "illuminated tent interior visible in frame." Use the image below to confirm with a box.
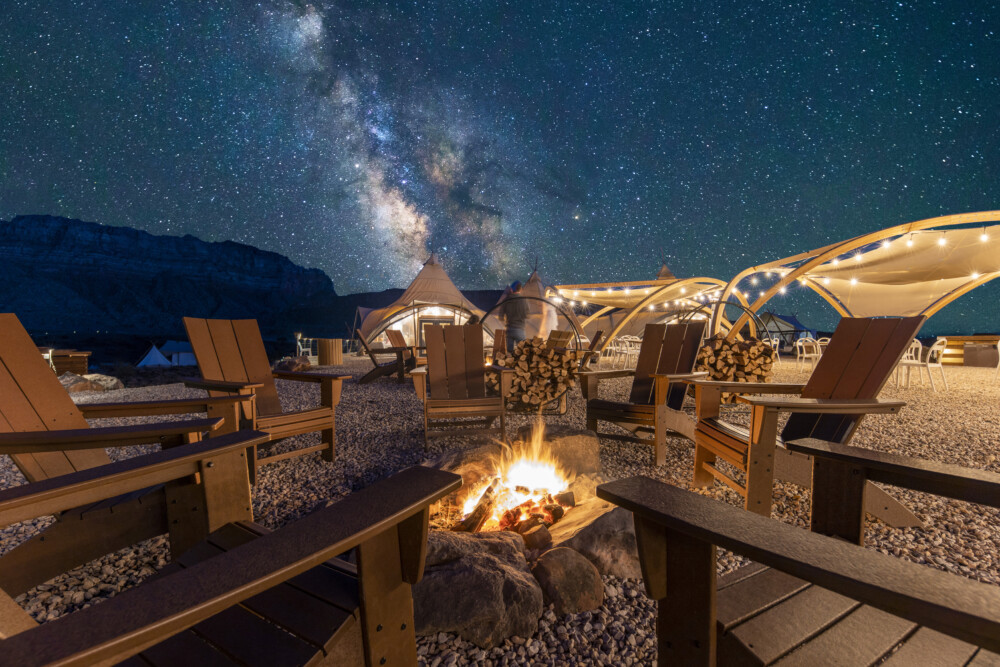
[716,211,1000,337]
[553,263,734,349]
[357,253,484,346]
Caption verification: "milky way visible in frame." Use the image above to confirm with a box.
[0,1,997,332]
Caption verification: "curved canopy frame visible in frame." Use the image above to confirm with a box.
[713,211,1000,339]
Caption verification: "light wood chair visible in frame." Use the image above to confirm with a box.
[582,322,707,466]
[184,318,350,474]
[385,328,425,367]
[0,460,460,667]
[692,316,926,523]
[355,328,416,383]
[598,458,1000,666]
[411,324,513,448]
[0,313,251,596]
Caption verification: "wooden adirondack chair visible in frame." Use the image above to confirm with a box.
[577,330,605,367]
[545,329,574,348]
[598,469,1000,666]
[692,316,925,523]
[582,321,707,466]
[0,313,252,596]
[184,318,350,474]
[386,328,426,367]
[412,324,513,448]
[355,328,416,384]
[0,454,461,667]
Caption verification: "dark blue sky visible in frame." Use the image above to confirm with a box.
[1,1,997,332]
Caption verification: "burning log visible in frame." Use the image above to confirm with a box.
[554,491,576,508]
[452,483,497,532]
[487,337,579,407]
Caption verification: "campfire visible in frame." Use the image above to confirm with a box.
[453,420,576,533]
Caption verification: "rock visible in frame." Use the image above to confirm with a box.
[531,547,604,615]
[273,356,311,372]
[82,373,124,391]
[59,372,105,393]
[549,503,641,579]
[515,424,602,476]
[413,530,543,648]
[523,524,552,551]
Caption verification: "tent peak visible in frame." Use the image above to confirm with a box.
[656,263,677,280]
[425,252,440,265]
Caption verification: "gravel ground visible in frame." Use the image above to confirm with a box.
[2,355,998,664]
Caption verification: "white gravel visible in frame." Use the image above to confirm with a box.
[2,356,999,664]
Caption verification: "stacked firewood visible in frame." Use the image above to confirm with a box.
[487,337,579,406]
[696,334,775,391]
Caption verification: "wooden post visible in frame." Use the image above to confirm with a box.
[745,405,779,517]
[357,527,418,666]
[810,457,867,545]
[318,338,343,365]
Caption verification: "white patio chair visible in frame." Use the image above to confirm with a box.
[894,338,923,388]
[795,336,821,371]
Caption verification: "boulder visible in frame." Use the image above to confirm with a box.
[514,424,602,476]
[549,501,641,579]
[413,530,543,648]
[82,373,124,391]
[531,547,605,615]
[59,372,105,393]
[272,356,311,372]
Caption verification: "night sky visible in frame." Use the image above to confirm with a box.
[1,1,997,332]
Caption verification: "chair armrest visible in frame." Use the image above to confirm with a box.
[489,364,514,373]
[786,438,1000,508]
[597,476,1000,653]
[272,371,351,383]
[651,371,708,381]
[410,367,427,375]
[0,418,223,454]
[691,380,805,393]
[0,431,268,529]
[0,466,463,666]
[79,396,247,419]
[743,397,906,414]
[578,369,636,380]
[183,378,263,393]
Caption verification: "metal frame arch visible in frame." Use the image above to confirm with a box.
[714,210,1000,339]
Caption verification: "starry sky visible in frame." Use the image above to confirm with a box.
[1,1,997,332]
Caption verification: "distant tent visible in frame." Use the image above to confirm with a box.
[759,312,815,347]
[357,253,484,345]
[159,340,197,366]
[136,345,171,368]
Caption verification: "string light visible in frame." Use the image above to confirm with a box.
[981,228,989,242]
[779,286,787,294]
[832,258,839,266]
[759,291,765,298]
[850,277,858,285]
[854,253,862,262]
[938,234,946,247]
[881,239,890,248]
[906,234,914,247]
[680,287,686,294]
[750,276,758,285]
[823,277,830,285]
[971,272,980,280]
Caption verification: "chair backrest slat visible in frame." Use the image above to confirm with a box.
[628,321,707,407]
[355,329,379,364]
[443,325,469,399]
[426,326,449,398]
[783,316,924,443]
[0,314,110,482]
[184,318,282,417]
[385,329,408,352]
[464,327,486,398]
[546,330,574,348]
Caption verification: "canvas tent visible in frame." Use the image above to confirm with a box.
[758,312,815,348]
[357,253,484,346]
[487,269,586,342]
[716,211,1000,337]
[136,345,171,368]
[136,341,197,367]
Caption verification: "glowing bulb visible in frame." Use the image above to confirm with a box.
[648,304,655,311]
[881,239,890,248]
[553,297,563,304]
[850,277,858,285]
[972,272,980,279]
[680,288,687,294]
[581,300,588,306]
[981,232,989,242]
[573,291,579,297]
[906,237,914,247]
[779,287,787,294]
[759,291,765,298]
[832,258,840,266]
[938,237,946,246]
[624,288,631,295]
[823,278,830,285]
[751,277,758,285]
[854,253,862,262]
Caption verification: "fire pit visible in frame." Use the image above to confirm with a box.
[441,420,586,534]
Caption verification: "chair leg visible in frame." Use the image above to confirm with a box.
[927,366,936,392]
[692,444,715,488]
[653,407,667,467]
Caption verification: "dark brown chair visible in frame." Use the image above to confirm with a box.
[0,459,461,666]
[411,324,513,448]
[692,316,925,522]
[0,313,248,596]
[582,321,707,466]
[184,318,350,474]
[597,443,1000,665]
[355,328,416,384]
